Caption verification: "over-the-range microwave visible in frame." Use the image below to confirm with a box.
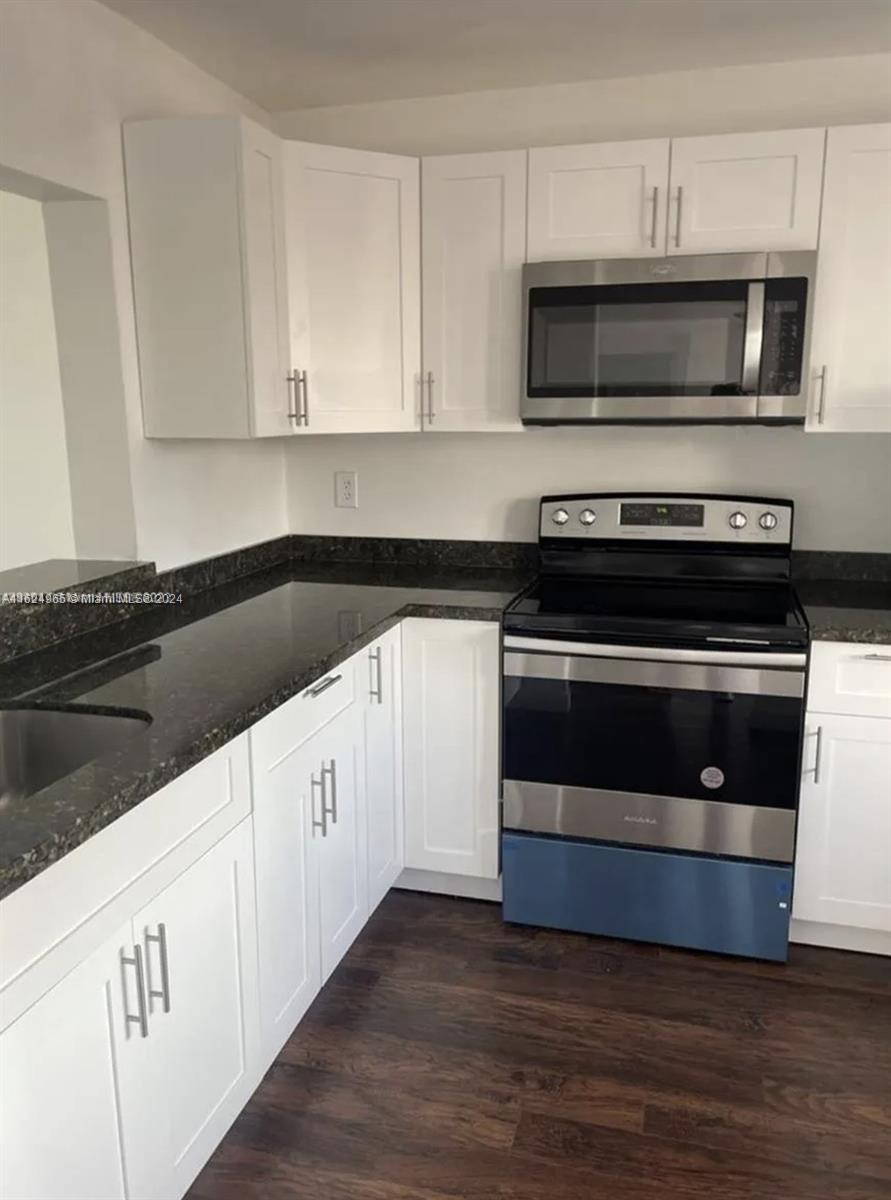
[521,251,816,425]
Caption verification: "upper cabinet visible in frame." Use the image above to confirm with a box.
[284,142,421,434]
[125,116,293,438]
[526,128,824,260]
[806,123,891,433]
[667,128,825,254]
[421,151,526,430]
[527,139,669,261]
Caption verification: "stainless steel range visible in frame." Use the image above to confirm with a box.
[501,493,809,962]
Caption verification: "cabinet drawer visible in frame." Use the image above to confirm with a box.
[808,641,891,719]
[250,659,355,767]
[0,736,251,1016]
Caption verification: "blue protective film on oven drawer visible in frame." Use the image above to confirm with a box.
[502,833,793,962]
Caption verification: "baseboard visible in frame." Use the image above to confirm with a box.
[396,868,502,902]
[790,918,891,956]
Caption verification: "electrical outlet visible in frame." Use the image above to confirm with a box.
[335,470,358,509]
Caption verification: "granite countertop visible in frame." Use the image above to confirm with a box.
[0,561,531,900]
[798,579,891,645]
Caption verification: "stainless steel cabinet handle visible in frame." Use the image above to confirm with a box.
[299,369,309,426]
[369,646,383,703]
[311,772,327,837]
[649,185,659,249]
[304,673,342,698]
[814,364,828,424]
[121,944,149,1039]
[804,726,824,784]
[674,186,683,248]
[286,371,300,425]
[145,923,171,1015]
[322,758,338,824]
[862,653,891,662]
[426,371,435,424]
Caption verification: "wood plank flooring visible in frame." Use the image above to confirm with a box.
[188,891,891,1200]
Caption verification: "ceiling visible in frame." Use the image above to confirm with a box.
[99,0,891,111]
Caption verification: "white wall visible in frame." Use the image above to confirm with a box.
[284,54,891,553]
[276,54,891,154]
[0,191,76,570]
[0,0,287,570]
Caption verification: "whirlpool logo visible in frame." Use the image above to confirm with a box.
[623,815,658,825]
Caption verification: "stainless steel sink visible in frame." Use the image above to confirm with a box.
[0,706,151,805]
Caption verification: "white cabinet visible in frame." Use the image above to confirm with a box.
[362,626,405,910]
[667,128,825,254]
[421,151,526,429]
[807,123,891,432]
[284,142,421,433]
[402,619,500,880]
[0,923,131,1200]
[125,116,292,438]
[794,713,891,933]
[527,139,669,261]
[526,129,824,260]
[1,819,259,1200]
[120,820,260,1200]
[251,668,366,1056]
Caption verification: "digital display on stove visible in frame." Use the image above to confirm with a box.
[620,502,705,528]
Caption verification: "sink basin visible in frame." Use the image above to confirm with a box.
[0,706,151,805]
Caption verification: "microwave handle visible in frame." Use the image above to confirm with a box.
[741,281,765,396]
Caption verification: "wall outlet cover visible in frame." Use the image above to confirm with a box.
[335,470,358,508]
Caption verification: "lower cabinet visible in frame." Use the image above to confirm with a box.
[0,819,259,1200]
[402,618,500,879]
[362,624,405,910]
[794,712,891,933]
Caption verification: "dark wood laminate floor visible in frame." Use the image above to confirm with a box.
[189,891,891,1200]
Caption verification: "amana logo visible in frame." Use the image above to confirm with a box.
[624,815,658,825]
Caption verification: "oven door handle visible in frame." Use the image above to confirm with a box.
[503,635,806,670]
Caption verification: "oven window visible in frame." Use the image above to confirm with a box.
[527,280,751,397]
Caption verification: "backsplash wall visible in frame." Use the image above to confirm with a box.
[286,426,891,553]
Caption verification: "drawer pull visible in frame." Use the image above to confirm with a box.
[304,673,342,699]
[861,653,891,662]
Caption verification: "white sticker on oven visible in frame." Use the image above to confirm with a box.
[701,766,725,789]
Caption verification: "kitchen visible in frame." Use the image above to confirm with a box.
[1,1,890,1198]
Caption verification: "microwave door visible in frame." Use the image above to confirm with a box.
[523,276,760,423]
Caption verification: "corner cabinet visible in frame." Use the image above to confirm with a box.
[421,151,526,431]
[402,619,500,879]
[284,142,421,433]
[124,116,293,438]
[806,123,891,432]
[793,642,891,953]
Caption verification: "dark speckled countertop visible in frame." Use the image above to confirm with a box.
[0,561,531,900]
[798,579,891,645]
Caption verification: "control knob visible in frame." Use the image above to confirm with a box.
[579,509,597,526]
[759,511,778,531]
[728,511,748,530]
[551,508,570,526]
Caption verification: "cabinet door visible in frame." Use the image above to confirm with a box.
[285,142,421,433]
[402,619,500,879]
[315,713,368,980]
[667,128,825,254]
[121,821,261,1200]
[807,124,891,432]
[0,923,132,1200]
[363,627,405,911]
[251,727,322,1060]
[527,139,669,261]
[421,151,526,430]
[239,120,293,437]
[794,713,891,931]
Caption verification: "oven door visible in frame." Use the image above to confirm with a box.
[521,255,810,424]
[502,638,806,863]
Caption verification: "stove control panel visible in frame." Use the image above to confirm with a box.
[540,495,793,546]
